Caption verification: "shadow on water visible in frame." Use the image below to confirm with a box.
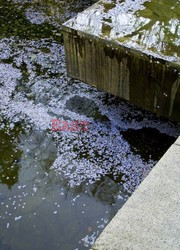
[122,127,176,162]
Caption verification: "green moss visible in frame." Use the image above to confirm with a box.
[19,62,30,82]
[1,57,14,64]
[101,2,116,13]
[39,47,51,53]
[102,23,112,36]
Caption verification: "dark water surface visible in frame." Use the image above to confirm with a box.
[0,1,179,250]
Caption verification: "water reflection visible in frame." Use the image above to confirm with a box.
[0,125,22,189]
[0,123,127,250]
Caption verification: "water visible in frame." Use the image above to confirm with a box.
[0,0,179,249]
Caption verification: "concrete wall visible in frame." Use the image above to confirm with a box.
[63,28,180,122]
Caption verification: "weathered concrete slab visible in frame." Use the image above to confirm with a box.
[93,138,180,250]
[62,0,180,122]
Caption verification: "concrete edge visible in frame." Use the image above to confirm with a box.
[175,136,180,146]
[62,27,180,70]
[92,136,180,250]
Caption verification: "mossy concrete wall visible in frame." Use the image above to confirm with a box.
[63,29,180,122]
[62,0,180,122]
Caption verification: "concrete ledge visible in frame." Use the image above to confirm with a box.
[93,137,180,250]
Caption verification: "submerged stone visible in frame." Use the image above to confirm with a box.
[66,95,109,121]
